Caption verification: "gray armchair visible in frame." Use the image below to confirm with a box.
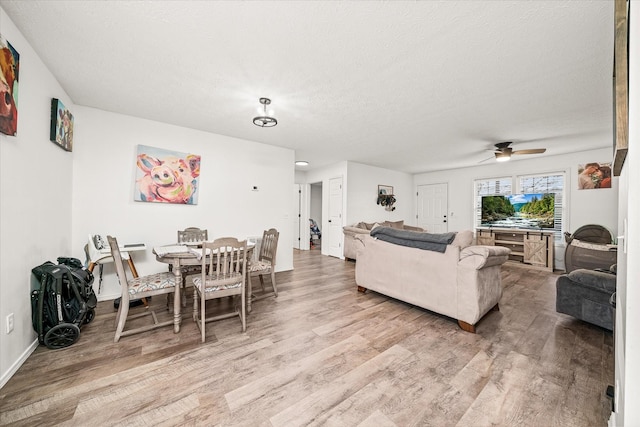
[556,265,616,331]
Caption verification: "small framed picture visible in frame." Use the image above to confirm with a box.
[50,98,74,152]
[378,185,393,195]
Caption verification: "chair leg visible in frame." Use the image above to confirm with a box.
[241,290,246,332]
[193,289,198,322]
[200,293,206,343]
[270,270,278,297]
[259,274,266,292]
[114,298,130,343]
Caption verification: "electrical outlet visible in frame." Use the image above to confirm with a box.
[6,313,14,334]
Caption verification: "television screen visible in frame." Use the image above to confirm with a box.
[481,193,555,229]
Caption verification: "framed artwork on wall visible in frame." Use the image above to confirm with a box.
[378,185,393,195]
[49,98,74,151]
[577,162,612,190]
[0,34,19,136]
[134,145,201,204]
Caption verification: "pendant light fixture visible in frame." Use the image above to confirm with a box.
[253,97,277,128]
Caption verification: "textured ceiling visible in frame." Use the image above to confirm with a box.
[0,1,614,173]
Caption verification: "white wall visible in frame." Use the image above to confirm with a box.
[414,147,618,235]
[615,1,640,424]
[414,147,618,269]
[71,106,295,300]
[299,161,415,256]
[0,8,75,387]
[303,162,347,256]
[0,6,295,387]
[346,162,414,226]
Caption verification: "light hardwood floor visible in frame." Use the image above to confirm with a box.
[1,250,613,426]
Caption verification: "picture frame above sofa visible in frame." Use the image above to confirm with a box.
[378,185,393,195]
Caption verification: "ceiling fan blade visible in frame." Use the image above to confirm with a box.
[512,148,546,155]
[478,155,496,163]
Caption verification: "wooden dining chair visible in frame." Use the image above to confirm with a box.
[107,236,176,342]
[247,228,279,311]
[177,227,208,245]
[192,237,247,342]
[173,227,209,306]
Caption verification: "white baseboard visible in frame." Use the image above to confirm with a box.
[0,339,38,389]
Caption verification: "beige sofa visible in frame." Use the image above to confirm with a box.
[343,220,423,260]
[354,230,510,332]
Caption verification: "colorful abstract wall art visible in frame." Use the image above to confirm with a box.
[50,98,74,151]
[0,34,19,136]
[134,145,201,204]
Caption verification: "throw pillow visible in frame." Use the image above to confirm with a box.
[383,220,404,229]
[371,222,382,230]
[363,222,375,230]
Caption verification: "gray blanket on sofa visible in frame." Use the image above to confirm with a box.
[370,227,456,253]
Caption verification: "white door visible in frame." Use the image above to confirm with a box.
[417,183,448,233]
[327,177,343,258]
[292,185,301,249]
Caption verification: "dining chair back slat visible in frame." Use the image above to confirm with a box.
[177,227,208,245]
[193,237,247,342]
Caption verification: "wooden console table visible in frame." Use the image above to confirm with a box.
[477,227,554,271]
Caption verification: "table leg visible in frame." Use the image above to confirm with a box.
[173,260,182,333]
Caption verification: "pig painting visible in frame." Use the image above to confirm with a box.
[0,35,19,136]
[135,145,201,204]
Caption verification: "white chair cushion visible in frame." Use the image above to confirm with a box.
[193,274,243,292]
[127,272,175,295]
[249,260,272,272]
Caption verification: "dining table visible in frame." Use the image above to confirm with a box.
[153,243,254,333]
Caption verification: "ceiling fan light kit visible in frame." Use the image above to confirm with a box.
[495,151,511,161]
[253,97,277,128]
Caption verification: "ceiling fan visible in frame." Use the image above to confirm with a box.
[491,141,546,162]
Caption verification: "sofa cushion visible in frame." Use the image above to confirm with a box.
[383,220,404,229]
[567,269,617,293]
[451,230,473,249]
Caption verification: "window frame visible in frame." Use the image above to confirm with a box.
[474,171,567,242]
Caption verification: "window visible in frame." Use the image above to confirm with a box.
[474,172,565,241]
[518,173,565,241]
[474,176,512,227]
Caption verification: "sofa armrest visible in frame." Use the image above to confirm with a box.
[343,226,369,236]
[566,269,616,293]
[459,245,511,269]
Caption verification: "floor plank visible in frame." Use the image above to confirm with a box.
[0,251,613,426]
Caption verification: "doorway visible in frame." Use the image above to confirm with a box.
[310,182,323,250]
[417,183,448,233]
